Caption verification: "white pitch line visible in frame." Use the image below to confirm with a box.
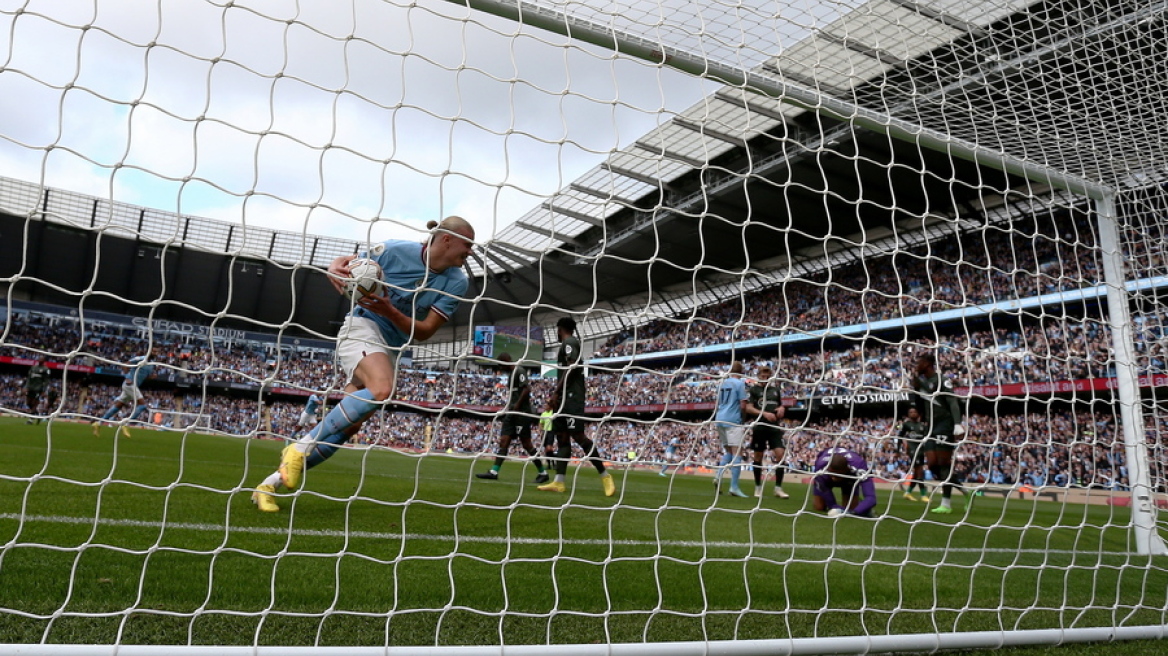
[0,513,1137,557]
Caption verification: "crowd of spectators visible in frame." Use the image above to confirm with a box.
[3,306,1166,416]
[5,371,1157,494]
[0,313,340,391]
[1124,202,1168,280]
[590,314,1151,403]
[2,201,1162,410]
[594,211,1104,358]
[576,410,1138,493]
[5,205,1167,496]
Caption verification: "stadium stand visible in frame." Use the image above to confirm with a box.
[4,198,1163,498]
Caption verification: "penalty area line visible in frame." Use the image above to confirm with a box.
[0,513,1131,557]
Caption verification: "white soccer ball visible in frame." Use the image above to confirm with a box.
[827,508,844,518]
[345,258,383,299]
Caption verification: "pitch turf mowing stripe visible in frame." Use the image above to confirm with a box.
[0,513,1140,556]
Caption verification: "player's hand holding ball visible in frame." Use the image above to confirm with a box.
[827,508,844,518]
[326,255,356,295]
[344,258,384,300]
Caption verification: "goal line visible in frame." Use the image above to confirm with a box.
[0,513,1142,559]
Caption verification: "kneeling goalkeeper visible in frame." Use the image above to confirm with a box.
[812,447,877,518]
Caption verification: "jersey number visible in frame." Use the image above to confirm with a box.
[719,387,737,406]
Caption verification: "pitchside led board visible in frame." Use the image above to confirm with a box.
[473,325,543,365]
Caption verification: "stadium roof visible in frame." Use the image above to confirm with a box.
[5,0,1164,355]
[464,0,1166,343]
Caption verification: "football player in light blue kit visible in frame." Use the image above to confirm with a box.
[659,436,682,476]
[253,216,475,512]
[93,346,160,438]
[713,361,749,497]
[297,393,325,428]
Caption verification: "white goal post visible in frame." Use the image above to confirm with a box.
[457,0,1168,563]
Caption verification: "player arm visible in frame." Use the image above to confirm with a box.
[512,383,531,412]
[359,273,466,342]
[744,392,763,418]
[326,255,359,296]
[553,341,581,406]
[851,478,879,516]
[748,397,782,423]
[550,373,566,409]
[547,367,565,409]
[945,392,963,426]
[812,475,842,510]
[912,389,927,414]
[355,294,449,342]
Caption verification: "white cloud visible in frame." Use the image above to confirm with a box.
[7,12,81,88]
[1,0,851,255]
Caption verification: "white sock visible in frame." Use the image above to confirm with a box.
[940,497,952,509]
[262,471,284,490]
[555,474,566,483]
[600,472,610,479]
[294,433,317,454]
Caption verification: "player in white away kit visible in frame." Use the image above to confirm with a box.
[93,347,159,438]
[298,393,324,428]
[252,217,474,512]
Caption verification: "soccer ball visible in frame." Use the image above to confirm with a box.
[827,508,844,518]
[345,258,383,299]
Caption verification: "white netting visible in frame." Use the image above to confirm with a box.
[0,0,1167,653]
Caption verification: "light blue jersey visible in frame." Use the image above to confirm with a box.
[305,394,323,414]
[714,376,747,426]
[126,355,156,386]
[351,239,469,347]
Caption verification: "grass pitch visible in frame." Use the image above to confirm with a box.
[0,417,1165,650]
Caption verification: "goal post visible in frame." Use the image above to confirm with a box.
[3,625,1168,656]
[1096,194,1168,557]
[456,0,1164,559]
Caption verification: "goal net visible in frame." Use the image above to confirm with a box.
[0,0,1166,653]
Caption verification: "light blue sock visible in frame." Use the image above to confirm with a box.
[304,431,352,469]
[304,390,378,469]
[129,405,149,421]
[729,455,743,489]
[101,406,120,421]
[718,451,734,480]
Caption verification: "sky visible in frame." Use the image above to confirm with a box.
[0,0,852,248]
